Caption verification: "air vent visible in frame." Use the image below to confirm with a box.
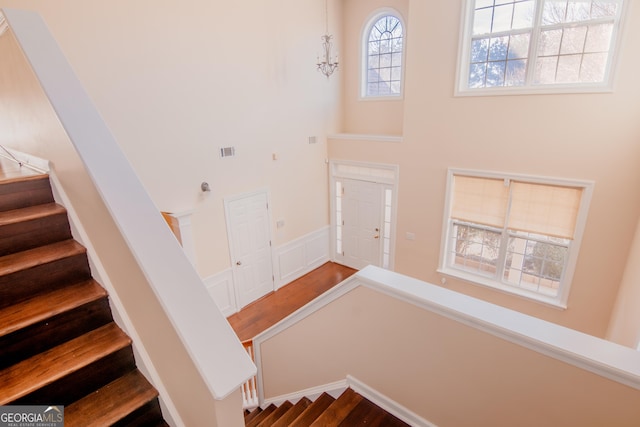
[220,146,236,158]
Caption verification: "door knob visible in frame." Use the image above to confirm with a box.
[236,261,242,266]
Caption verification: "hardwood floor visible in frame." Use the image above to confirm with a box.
[228,262,357,342]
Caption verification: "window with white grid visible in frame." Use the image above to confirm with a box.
[439,169,593,307]
[362,10,405,98]
[456,0,625,95]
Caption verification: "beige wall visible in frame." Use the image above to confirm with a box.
[340,0,407,135]
[330,0,640,338]
[607,218,640,348]
[0,25,242,427]
[0,0,341,278]
[260,286,640,426]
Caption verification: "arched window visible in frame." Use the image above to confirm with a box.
[363,11,405,98]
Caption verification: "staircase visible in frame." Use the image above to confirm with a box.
[0,171,168,426]
[244,388,410,427]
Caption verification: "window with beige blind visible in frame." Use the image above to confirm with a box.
[439,169,593,307]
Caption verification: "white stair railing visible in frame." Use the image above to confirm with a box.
[241,341,259,409]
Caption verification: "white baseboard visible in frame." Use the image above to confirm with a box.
[347,376,437,427]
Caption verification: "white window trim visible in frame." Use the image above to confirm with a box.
[454,0,628,97]
[438,168,594,309]
[360,7,407,101]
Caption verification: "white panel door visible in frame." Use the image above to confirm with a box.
[225,191,274,309]
[340,179,383,270]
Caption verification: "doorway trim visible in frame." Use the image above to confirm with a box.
[329,159,399,270]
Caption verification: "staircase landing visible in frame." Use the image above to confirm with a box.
[228,262,356,341]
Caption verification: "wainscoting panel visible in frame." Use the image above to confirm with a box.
[205,226,330,315]
[203,269,237,317]
[274,226,330,290]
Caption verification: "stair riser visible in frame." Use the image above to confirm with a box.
[0,255,91,309]
[12,346,136,406]
[0,178,54,212]
[0,213,72,256]
[0,298,113,370]
[112,399,166,427]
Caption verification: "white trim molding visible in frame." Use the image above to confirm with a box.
[203,269,237,317]
[273,226,330,290]
[328,133,403,143]
[347,376,436,427]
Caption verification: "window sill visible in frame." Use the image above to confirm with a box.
[328,133,403,143]
[437,267,568,311]
[454,83,614,97]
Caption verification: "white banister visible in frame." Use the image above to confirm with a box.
[3,8,255,400]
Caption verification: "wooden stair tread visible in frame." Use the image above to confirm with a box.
[246,404,276,427]
[289,392,335,427]
[0,239,85,275]
[0,173,49,189]
[271,397,312,427]
[0,202,66,226]
[256,400,292,426]
[0,279,107,338]
[339,398,410,427]
[65,370,158,427]
[0,323,130,404]
[310,388,363,426]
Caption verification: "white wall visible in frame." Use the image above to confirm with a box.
[0,0,341,279]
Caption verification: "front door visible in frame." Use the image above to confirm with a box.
[337,179,384,270]
[225,191,274,309]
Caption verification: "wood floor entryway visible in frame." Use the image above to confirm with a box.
[228,262,356,342]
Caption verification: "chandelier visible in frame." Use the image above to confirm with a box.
[317,0,338,78]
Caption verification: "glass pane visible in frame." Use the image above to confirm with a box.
[566,1,592,21]
[486,61,506,86]
[391,67,402,81]
[380,53,392,67]
[390,81,401,93]
[542,0,568,25]
[474,7,494,35]
[584,23,613,52]
[391,52,403,67]
[469,63,488,88]
[538,29,562,56]
[505,59,527,85]
[476,0,494,7]
[379,67,391,82]
[513,1,535,29]
[534,56,558,84]
[471,38,490,63]
[580,52,608,81]
[556,54,582,82]
[560,26,588,55]
[508,33,530,59]
[591,1,618,18]
[489,36,509,61]
[493,3,515,32]
[368,55,380,69]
